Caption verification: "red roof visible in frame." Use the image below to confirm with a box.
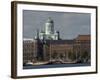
[75,35,90,41]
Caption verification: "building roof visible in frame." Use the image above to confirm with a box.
[46,40,74,44]
[75,35,90,41]
[23,38,35,43]
[23,38,34,41]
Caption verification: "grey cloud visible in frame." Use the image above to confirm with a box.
[23,10,90,39]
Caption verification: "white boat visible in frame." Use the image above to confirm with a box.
[25,62,33,66]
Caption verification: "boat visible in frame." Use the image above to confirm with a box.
[23,61,33,66]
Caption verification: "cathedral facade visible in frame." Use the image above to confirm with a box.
[35,17,60,40]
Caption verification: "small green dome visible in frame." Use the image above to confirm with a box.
[47,17,54,23]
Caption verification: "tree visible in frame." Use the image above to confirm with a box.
[52,51,58,59]
[68,51,76,61]
[59,53,64,60]
[80,51,89,63]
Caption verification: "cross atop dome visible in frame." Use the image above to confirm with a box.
[47,17,54,23]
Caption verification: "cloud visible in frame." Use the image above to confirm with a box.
[23,10,90,39]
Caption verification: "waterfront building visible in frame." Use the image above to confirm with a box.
[23,18,90,64]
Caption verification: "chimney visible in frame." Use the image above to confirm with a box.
[57,31,60,40]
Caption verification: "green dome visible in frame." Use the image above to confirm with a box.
[47,17,54,23]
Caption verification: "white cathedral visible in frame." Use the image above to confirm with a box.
[35,17,60,40]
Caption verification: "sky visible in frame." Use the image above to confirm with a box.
[23,10,90,39]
